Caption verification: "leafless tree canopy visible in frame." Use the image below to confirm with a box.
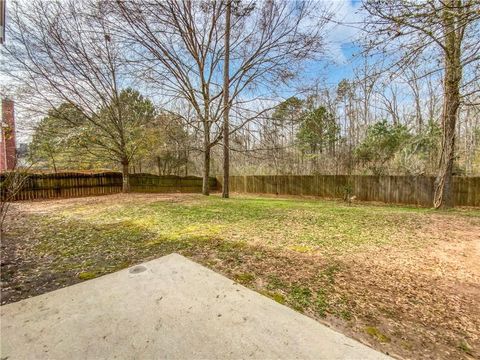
[113,0,329,194]
[3,0,152,191]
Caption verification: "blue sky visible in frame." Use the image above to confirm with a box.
[309,42,360,87]
[324,43,359,84]
[299,0,364,88]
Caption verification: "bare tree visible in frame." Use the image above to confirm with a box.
[116,0,329,195]
[378,82,401,126]
[222,0,232,198]
[362,0,480,208]
[0,162,31,235]
[354,55,382,131]
[2,0,142,192]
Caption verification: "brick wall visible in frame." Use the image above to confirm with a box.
[1,99,17,172]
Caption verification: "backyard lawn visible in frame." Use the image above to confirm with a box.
[1,193,479,359]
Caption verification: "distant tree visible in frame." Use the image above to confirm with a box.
[29,89,156,179]
[79,89,157,183]
[272,97,305,127]
[297,105,339,156]
[139,114,191,176]
[473,128,480,173]
[29,104,87,172]
[336,79,358,173]
[395,121,442,175]
[355,121,411,175]
[269,97,307,173]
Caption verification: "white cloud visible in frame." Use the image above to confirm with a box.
[321,0,364,64]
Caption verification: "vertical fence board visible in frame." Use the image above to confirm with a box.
[225,175,479,207]
[3,172,479,207]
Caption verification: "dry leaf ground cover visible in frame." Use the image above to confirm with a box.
[1,193,479,359]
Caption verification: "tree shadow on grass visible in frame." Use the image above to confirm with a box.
[2,211,340,314]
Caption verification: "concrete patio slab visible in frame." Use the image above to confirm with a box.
[1,253,390,359]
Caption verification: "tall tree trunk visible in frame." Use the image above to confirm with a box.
[184,148,188,177]
[222,0,231,199]
[202,146,211,195]
[51,154,57,174]
[121,159,130,193]
[434,2,462,209]
[157,156,161,176]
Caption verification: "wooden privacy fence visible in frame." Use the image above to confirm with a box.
[129,173,217,193]
[1,172,218,201]
[1,172,123,201]
[3,172,478,206]
[218,175,480,207]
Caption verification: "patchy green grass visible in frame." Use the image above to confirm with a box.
[289,285,312,312]
[260,290,286,305]
[2,193,480,360]
[364,326,391,343]
[77,271,97,280]
[315,289,329,317]
[13,194,434,283]
[458,340,474,355]
[234,272,255,284]
[50,195,432,253]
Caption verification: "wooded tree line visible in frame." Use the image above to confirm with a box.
[1,0,479,208]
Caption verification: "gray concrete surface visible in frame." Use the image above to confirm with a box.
[1,253,391,359]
